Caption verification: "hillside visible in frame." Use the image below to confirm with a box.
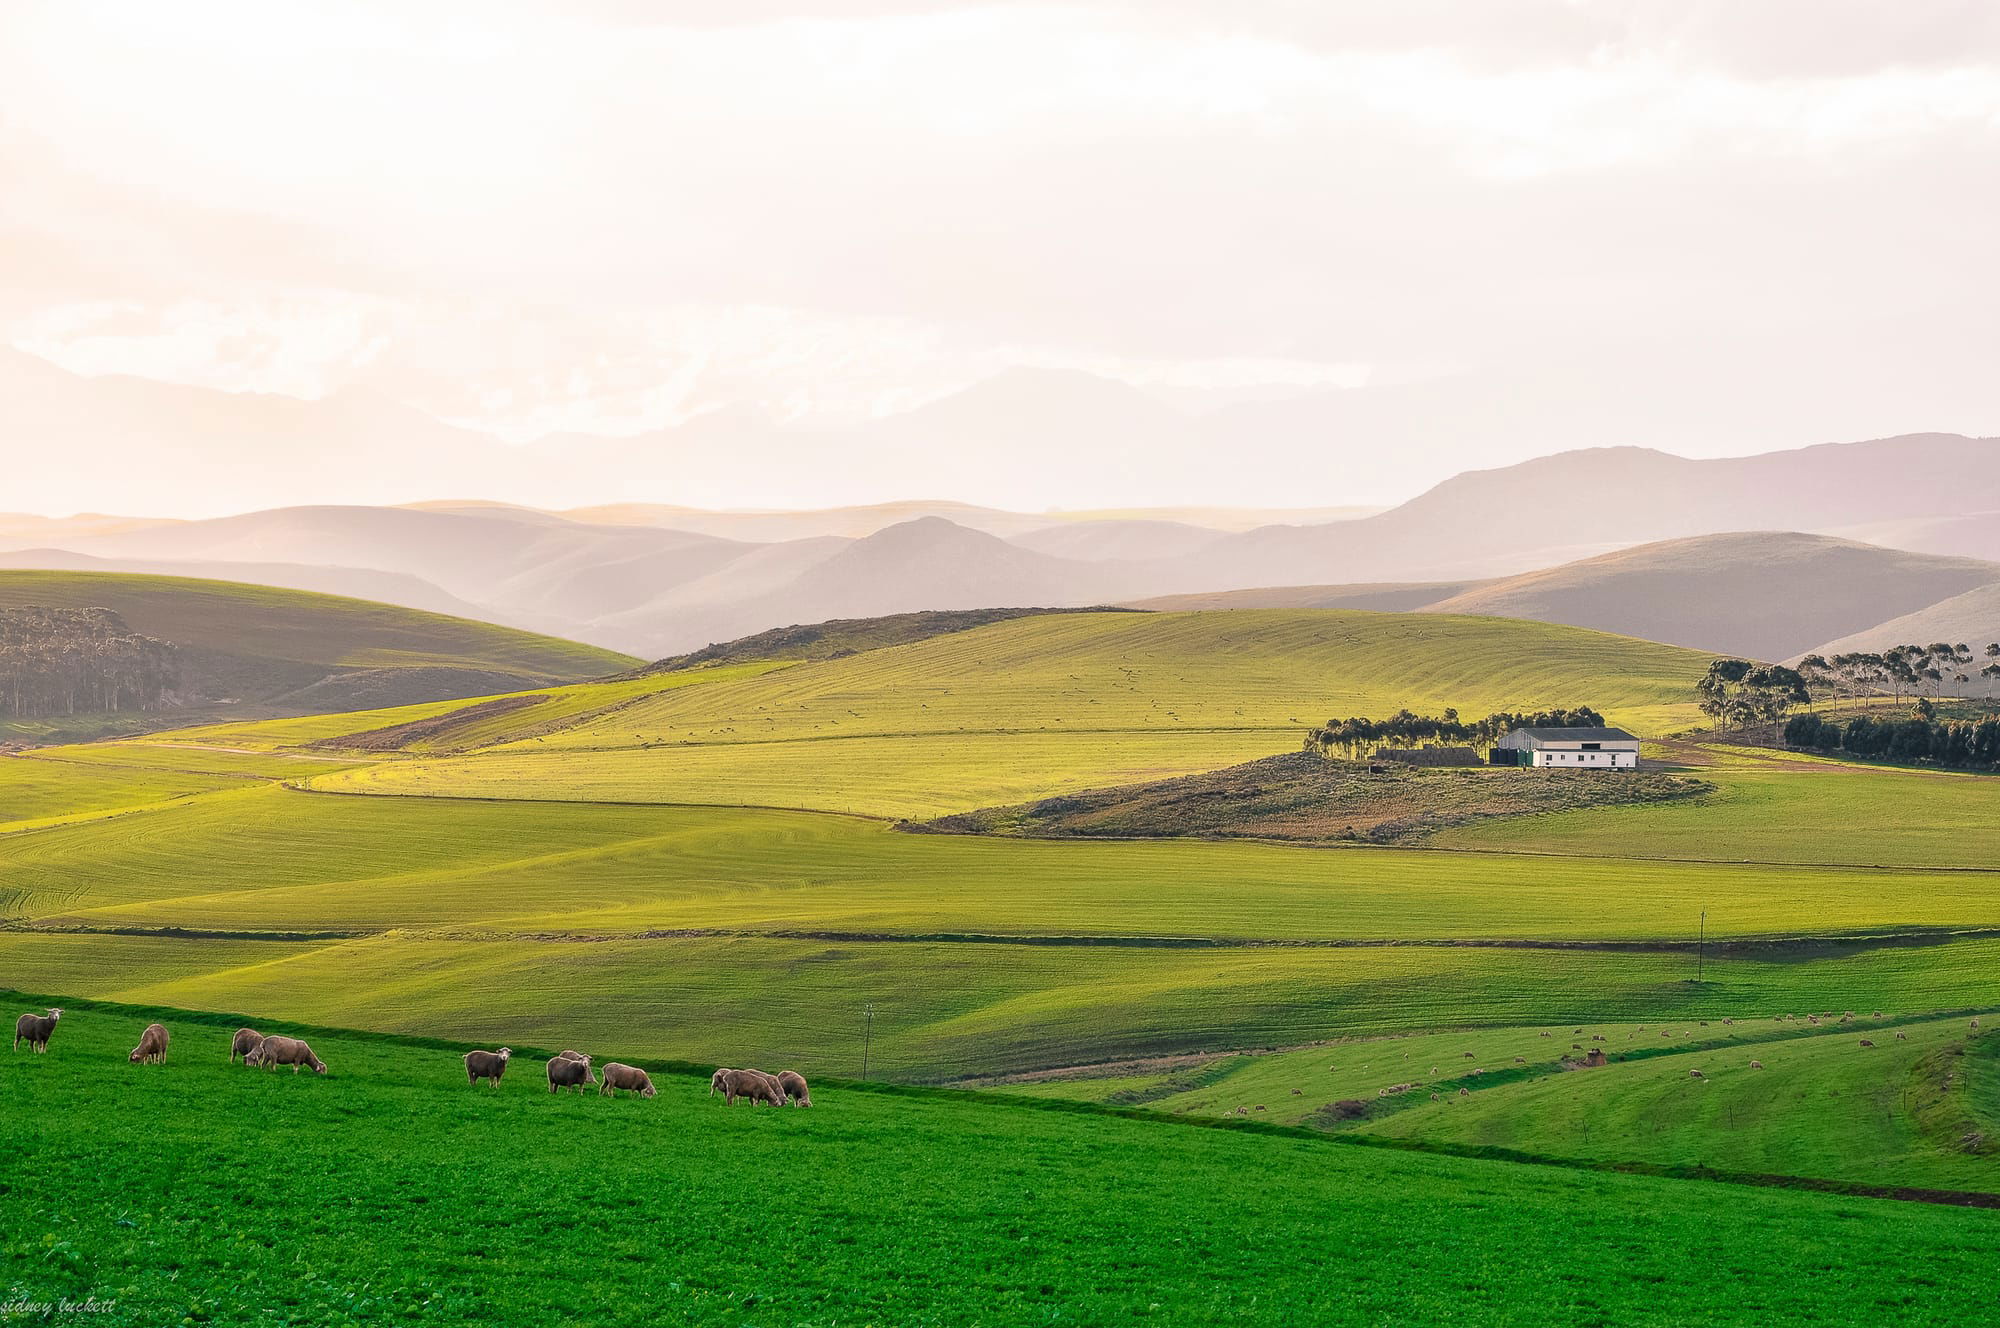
[1127,580,1489,612]
[290,609,1713,817]
[0,570,633,740]
[1805,582,2000,691]
[916,750,1709,844]
[9,1000,1992,1327]
[643,606,1137,672]
[1420,532,2000,661]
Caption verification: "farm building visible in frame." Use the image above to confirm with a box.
[1492,726,1640,769]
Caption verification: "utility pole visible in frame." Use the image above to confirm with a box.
[860,1004,875,1081]
[1697,910,1706,985]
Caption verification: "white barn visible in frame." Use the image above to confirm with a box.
[1494,726,1640,769]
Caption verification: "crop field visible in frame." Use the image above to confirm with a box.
[1435,756,2000,869]
[1362,1015,2000,1193]
[167,608,1714,815]
[10,929,2000,1082]
[0,755,249,829]
[13,786,2000,943]
[6,999,2000,1326]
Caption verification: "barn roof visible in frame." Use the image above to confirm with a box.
[1508,726,1638,743]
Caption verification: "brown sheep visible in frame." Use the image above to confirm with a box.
[464,1048,512,1087]
[599,1062,656,1098]
[1896,1032,1907,1040]
[709,1067,784,1106]
[773,1069,812,1107]
[230,1028,264,1065]
[1858,1039,1875,1048]
[128,1022,169,1065]
[248,1035,326,1075]
[13,1008,61,1053]
[1749,1060,1764,1069]
[547,1053,595,1093]
[1689,1069,1705,1080]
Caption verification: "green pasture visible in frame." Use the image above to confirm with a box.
[8,929,2000,1082]
[5,1000,1999,1327]
[1364,1016,2000,1193]
[11,787,2000,943]
[1436,758,2000,869]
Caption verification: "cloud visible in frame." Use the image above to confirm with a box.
[1,0,1997,496]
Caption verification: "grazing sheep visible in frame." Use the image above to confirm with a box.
[1254,1104,1266,1111]
[1689,1069,1705,1080]
[1514,1057,1526,1064]
[709,1067,784,1106]
[464,1048,512,1087]
[774,1070,811,1107]
[1462,1051,1474,1058]
[1973,1019,1981,1029]
[1540,1031,1551,1038]
[248,1035,326,1075]
[1572,1043,1583,1050]
[1723,1019,1734,1026]
[548,1053,595,1093]
[1457,1087,1470,1097]
[599,1062,656,1098]
[1896,1032,1907,1041]
[1749,1060,1764,1069]
[1291,1087,1302,1095]
[128,1022,169,1065]
[1859,1039,1875,1048]
[13,1008,61,1053]
[230,1028,264,1065]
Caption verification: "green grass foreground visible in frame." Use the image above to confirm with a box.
[5,999,1999,1327]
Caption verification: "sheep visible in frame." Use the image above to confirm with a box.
[1749,1060,1764,1069]
[464,1047,512,1087]
[1858,1039,1875,1048]
[555,1049,589,1062]
[1457,1087,1470,1097]
[13,1008,61,1053]
[229,1028,264,1065]
[248,1035,326,1075]
[1291,1087,1302,1096]
[548,1053,595,1093]
[709,1067,784,1106]
[1689,1069,1705,1080]
[599,1062,656,1098]
[773,1069,812,1106]
[128,1022,169,1065]
[1896,1032,1907,1040]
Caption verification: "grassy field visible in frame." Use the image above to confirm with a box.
[6,999,1999,1326]
[0,570,638,743]
[1437,753,2000,869]
[1361,1015,2000,1193]
[231,608,1719,815]
[9,928,2000,1082]
[13,786,2000,943]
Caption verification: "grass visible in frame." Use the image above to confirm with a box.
[10,927,2000,1082]
[14,786,2000,944]
[6,998,2000,1326]
[201,608,1717,815]
[0,570,637,742]
[1436,757,2000,869]
[1361,1016,2000,1193]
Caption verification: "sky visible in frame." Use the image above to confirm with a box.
[4,0,2000,514]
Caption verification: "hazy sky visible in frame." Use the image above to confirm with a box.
[5,1,2000,511]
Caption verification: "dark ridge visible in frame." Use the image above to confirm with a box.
[636,606,1143,675]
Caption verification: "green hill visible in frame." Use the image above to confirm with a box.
[289,608,1712,817]
[4,996,1996,1327]
[0,570,636,742]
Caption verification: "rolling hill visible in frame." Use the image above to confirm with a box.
[1805,581,2000,683]
[1418,532,2000,661]
[280,608,1713,817]
[0,570,634,740]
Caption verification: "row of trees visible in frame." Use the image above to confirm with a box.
[1798,643,2000,703]
[1693,659,1810,733]
[0,607,179,719]
[1305,706,1606,760]
[1785,711,2000,771]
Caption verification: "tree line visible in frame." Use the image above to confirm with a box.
[0,607,179,719]
[1305,706,1606,760]
[1784,711,2000,771]
[1798,643,2000,703]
